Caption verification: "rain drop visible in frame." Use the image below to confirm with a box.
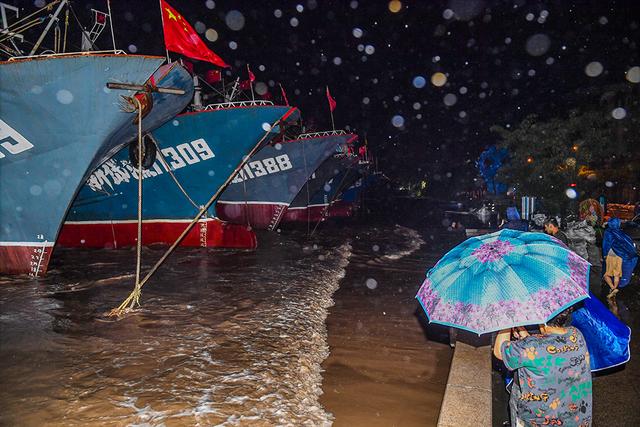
[625,66,640,83]
[290,17,299,27]
[274,9,282,18]
[391,115,405,128]
[56,89,74,104]
[365,278,378,289]
[565,188,577,199]
[431,72,447,87]
[225,10,245,31]
[443,93,457,106]
[611,107,627,120]
[584,61,603,77]
[228,41,237,50]
[205,28,218,42]
[412,76,426,88]
[205,0,215,10]
[388,1,402,13]
[262,122,272,131]
[442,9,454,19]
[605,181,614,188]
[525,33,551,57]
[365,45,375,55]
[352,28,363,38]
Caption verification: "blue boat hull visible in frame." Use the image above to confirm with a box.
[60,104,300,248]
[0,54,165,276]
[216,133,356,230]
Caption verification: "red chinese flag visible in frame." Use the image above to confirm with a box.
[247,64,255,82]
[326,86,337,112]
[205,69,222,84]
[161,0,228,68]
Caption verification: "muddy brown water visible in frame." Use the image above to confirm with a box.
[0,224,442,426]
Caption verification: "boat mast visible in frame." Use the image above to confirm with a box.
[29,0,67,55]
[106,0,116,51]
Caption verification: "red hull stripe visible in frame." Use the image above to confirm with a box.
[0,244,53,276]
[58,218,257,249]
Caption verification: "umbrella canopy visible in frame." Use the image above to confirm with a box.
[416,229,590,335]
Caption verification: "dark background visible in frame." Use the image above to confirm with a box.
[11,0,640,195]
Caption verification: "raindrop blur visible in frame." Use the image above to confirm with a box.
[526,13,534,21]
[413,102,421,110]
[261,123,272,132]
[565,188,577,199]
[205,28,218,42]
[412,76,426,88]
[324,184,331,192]
[274,9,282,18]
[128,44,138,53]
[225,10,245,31]
[611,107,627,120]
[442,9,454,20]
[362,97,370,105]
[388,1,402,13]
[56,89,73,104]
[372,244,380,252]
[365,278,378,289]
[365,45,375,55]
[459,86,467,94]
[352,28,363,38]
[625,66,640,83]
[228,41,238,50]
[296,4,304,13]
[205,0,215,9]
[443,93,457,106]
[431,72,447,87]
[584,61,603,77]
[194,21,205,34]
[605,181,614,188]
[255,82,268,95]
[391,115,405,127]
[525,33,551,56]
[290,17,299,27]
[333,57,342,65]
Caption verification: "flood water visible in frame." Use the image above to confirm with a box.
[0,224,423,426]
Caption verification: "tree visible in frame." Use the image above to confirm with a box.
[492,85,639,214]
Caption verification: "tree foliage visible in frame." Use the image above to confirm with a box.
[493,85,639,213]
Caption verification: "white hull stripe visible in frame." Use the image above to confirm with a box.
[286,204,330,211]
[64,218,221,225]
[0,241,55,247]
[216,201,290,206]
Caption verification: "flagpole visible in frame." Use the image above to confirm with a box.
[106,0,117,52]
[247,64,255,101]
[158,0,170,62]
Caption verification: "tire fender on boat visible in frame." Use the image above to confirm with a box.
[129,135,157,170]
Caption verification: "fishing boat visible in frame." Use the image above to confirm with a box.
[59,101,301,249]
[0,2,173,276]
[282,145,359,223]
[216,130,358,230]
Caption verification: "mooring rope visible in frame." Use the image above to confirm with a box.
[309,162,356,237]
[109,114,288,316]
[147,133,201,211]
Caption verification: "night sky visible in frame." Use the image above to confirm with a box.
[19,0,640,191]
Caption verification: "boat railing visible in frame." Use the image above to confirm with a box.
[7,49,127,61]
[296,130,347,139]
[203,100,274,110]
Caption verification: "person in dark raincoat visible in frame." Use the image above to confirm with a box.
[602,217,638,297]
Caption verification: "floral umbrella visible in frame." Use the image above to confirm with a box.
[416,229,590,335]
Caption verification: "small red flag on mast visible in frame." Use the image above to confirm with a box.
[279,83,289,106]
[326,86,337,112]
[247,64,256,82]
[160,0,228,68]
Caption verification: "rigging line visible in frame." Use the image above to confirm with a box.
[310,161,356,237]
[147,134,201,211]
[110,113,290,315]
[197,75,227,100]
[67,1,99,51]
[6,0,63,31]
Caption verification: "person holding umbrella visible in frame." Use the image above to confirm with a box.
[493,309,592,426]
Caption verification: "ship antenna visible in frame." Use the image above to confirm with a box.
[106,0,116,51]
